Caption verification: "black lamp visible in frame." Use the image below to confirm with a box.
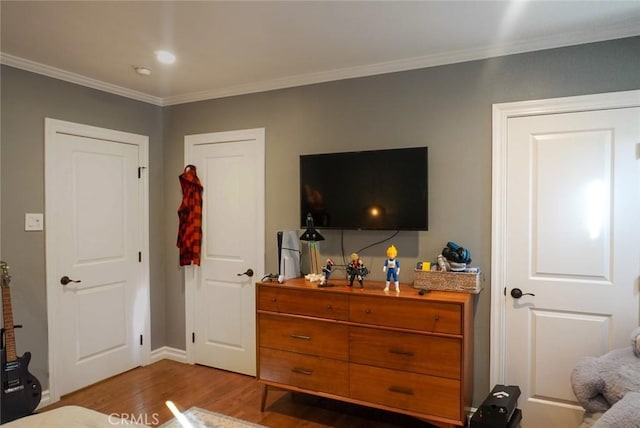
[300,213,324,242]
[300,213,324,275]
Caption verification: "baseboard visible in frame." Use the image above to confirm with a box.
[466,406,478,427]
[36,389,52,410]
[149,346,188,364]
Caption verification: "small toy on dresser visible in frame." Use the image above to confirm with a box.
[440,241,472,271]
[319,258,335,287]
[346,253,368,288]
[383,245,400,293]
[413,241,481,293]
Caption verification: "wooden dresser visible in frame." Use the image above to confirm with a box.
[256,278,474,428]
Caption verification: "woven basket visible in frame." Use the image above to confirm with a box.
[413,269,481,294]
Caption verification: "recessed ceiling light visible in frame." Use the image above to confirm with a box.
[134,66,152,76]
[155,50,176,65]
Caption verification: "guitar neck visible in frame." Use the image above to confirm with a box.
[1,284,17,362]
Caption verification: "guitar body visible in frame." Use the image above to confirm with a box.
[1,260,43,423]
[1,348,42,423]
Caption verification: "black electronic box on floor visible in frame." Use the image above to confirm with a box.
[470,385,522,428]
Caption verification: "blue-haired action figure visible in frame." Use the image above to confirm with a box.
[383,245,400,292]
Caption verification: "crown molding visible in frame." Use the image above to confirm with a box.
[2,21,639,107]
[163,22,640,105]
[0,53,163,106]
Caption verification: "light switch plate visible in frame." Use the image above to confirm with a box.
[25,213,44,231]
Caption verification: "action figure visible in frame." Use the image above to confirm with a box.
[321,258,335,285]
[437,254,449,272]
[383,245,400,292]
[346,253,368,288]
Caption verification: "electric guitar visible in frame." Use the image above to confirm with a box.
[1,261,42,423]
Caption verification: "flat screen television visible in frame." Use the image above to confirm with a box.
[300,147,428,231]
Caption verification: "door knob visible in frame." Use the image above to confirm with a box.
[60,276,81,286]
[511,288,535,299]
[237,269,254,278]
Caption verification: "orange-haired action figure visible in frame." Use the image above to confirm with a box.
[346,253,368,288]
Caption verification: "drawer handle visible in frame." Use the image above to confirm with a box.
[388,386,414,396]
[290,334,311,341]
[389,349,414,357]
[292,368,313,376]
[327,304,333,310]
[434,315,440,321]
[365,309,371,314]
[271,297,277,303]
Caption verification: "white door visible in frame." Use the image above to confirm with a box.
[184,128,264,376]
[491,94,640,427]
[45,119,149,400]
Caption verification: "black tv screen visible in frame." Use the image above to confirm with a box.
[300,147,428,230]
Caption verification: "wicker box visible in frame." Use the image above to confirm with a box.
[413,269,482,294]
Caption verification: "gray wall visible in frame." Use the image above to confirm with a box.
[162,36,640,406]
[1,36,638,404]
[0,66,165,389]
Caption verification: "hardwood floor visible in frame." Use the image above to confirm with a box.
[40,359,438,427]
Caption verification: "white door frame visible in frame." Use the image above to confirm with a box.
[183,128,265,365]
[44,118,150,404]
[490,89,640,387]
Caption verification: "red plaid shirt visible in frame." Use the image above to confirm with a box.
[177,165,203,266]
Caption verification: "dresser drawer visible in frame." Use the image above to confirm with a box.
[350,364,461,421]
[259,287,348,320]
[259,313,348,360]
[260,348,349,396]
[349,326,461,379]
[349,295,462,334]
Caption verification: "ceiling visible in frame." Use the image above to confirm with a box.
[2,1,639,106]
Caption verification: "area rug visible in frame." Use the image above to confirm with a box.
[159,407,266,428]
